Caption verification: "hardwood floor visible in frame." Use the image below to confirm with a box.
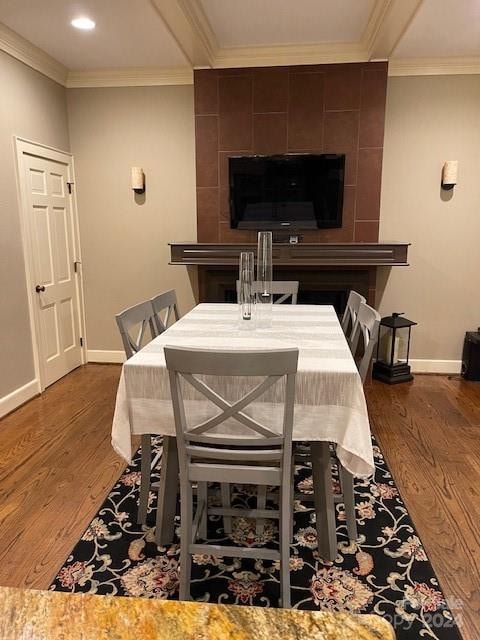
[0,365,478,638]
[366,375,480,640]
[0,365,125,590]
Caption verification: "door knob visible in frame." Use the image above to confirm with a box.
[35,285,45,293]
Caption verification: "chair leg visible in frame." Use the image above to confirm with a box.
[155,436,179,546]
[137,434,151,524]
[179,480,193,601]
[340,464,358,542]
[197,481,208,539]
[311,442,337,563]
[290,466,295,543]
[279,484,291,608]
[220,483,232,534]
[256,485,267,535]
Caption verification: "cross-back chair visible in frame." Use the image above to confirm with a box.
[236,280,299,304]
[350,302,381,384]
[115,300,159,359]
[296,301,381,544]
[165,346,298,607]
[337,301,381,539]
[341,290,366,348]
[151,289,180,334]
[115,300,160,524]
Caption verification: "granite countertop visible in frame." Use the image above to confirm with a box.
[0,586,395,639]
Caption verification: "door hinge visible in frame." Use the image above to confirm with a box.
[74,260,81,273]
[80,337,84,347]
[67,182,74,194]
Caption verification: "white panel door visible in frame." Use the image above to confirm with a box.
[23,153,82,387]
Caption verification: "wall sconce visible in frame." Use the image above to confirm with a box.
[441,160,458,190]
[131,166,145,194]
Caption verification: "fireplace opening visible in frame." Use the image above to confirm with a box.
[224,287,347,314]
[201,268,372,317]
[297,290,347,314]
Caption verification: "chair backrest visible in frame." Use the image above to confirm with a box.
[165,346,298,468]
[115,300,158,359]
[350,302,381,384]
[341,290,366,344]
[151,289,180,334]
[236,280,299,304]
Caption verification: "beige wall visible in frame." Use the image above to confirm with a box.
[67,85,197,353]
[377,74,480,365]
[0,51,70,399]
[2,57,478,398]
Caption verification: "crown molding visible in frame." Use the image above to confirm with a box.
[0,22,67,85]
[150,0,214,66]
[177,0,218,61]
[362,0,394,52]
[159,0,418,70]
[213,42,369,69]
[66,66,193,88]
[366,0,423,59]
[4,8,480,90]
[389,56,480,76]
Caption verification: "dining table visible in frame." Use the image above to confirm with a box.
[111,303,374,561]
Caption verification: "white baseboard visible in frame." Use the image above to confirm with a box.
[85,350,461,374]
[410,359,462,374]
[0,379,40,418]
[87,349,125,364]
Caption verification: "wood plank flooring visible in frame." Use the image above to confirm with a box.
[0,365,125,590]
[0,365,478,638]
[366,375,480,640]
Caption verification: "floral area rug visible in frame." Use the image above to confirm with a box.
[50,437,462,639]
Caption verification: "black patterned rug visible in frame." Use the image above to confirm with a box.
[50,437,462,639]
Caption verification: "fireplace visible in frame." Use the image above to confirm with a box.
[170,242,409,313]
[225,286,347,312]
[199,266,373,315]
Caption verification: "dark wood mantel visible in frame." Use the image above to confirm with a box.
[170,242,409,307]
[169,242,409,267]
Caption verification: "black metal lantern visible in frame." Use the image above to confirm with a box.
[372,312,417,384]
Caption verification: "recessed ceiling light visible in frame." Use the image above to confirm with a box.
[71,17,95,30]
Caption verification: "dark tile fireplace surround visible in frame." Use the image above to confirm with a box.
[172,61,408,310]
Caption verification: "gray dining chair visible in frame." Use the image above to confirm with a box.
[236,280,299,304]
[235,277,298,531]
[115,300,160,524]
[338,301,381,540]
[296,301,381,543]
[350,302,381,384]
[165,345,298,607]
[341,290,366,348]
[151,289,180,334]
[115,300,159,359]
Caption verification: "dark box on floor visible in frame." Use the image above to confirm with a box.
[462,331,480,381]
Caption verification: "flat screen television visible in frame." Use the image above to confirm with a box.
[229,153,345,230]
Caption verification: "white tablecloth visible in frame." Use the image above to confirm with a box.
[111,303,374,477]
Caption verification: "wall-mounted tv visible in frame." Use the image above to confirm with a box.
[229,153,345,230]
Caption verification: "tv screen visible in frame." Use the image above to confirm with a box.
[229,154,345,230]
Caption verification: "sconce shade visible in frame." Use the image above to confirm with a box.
[442,160,458,189]
[131,166,145,192]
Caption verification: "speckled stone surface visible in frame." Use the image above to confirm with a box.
[0,586,395,639]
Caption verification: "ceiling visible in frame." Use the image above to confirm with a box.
[0,0,187,69]
[0,0,479,87]
[395,0,480,58]
[199,0,376,47]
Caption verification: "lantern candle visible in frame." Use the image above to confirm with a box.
[373,312,417,384]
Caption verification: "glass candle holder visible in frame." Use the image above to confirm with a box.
[256,231,273,328]
[238,251,255,328]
